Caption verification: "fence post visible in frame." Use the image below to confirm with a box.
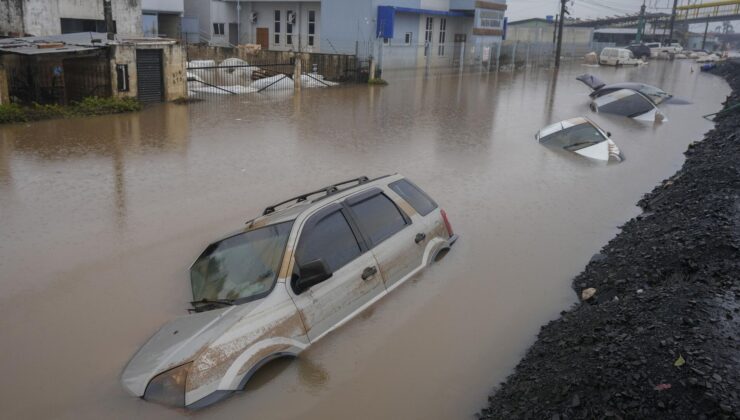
[496,42,501,72]
[0,65,9,105]
[294,56,302,91]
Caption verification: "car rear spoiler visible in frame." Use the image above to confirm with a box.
[576,74,606,91]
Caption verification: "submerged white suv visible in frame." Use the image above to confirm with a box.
[121,174,458,409]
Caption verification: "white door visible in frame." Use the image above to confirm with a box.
[289,203,384,342]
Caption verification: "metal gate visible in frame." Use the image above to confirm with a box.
[136,49,164,103]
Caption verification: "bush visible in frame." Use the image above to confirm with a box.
[0,103,28,123]
[0,97,142,124]
[72,97,141,115]
[368,78,389,86]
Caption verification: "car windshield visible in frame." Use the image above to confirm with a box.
[190,221,293,303]
[637,85,672,104]
[539,123,606,151]
[599,92,656,118]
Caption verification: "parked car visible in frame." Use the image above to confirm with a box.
[121,175,458,409]
[648,42,683,57]
[600,47,643,66]
[576,73,673,105]
[626,43,651,59]
[536,117,623,162]
[589,88,667,122]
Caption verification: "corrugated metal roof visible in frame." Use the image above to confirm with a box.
[0,32,112,55]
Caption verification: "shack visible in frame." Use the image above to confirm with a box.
[0,32,186,104]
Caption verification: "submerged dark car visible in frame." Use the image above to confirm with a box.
[626,44,651,59]
[576,74,673,106]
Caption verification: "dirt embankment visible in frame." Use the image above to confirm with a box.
[479,62,740,420]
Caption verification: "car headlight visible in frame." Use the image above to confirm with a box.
[143,362,191,407]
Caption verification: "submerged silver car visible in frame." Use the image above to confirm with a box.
[121,174,458,409]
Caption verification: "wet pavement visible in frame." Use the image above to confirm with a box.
[0,60,729,419]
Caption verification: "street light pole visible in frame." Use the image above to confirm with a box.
[103,0,114,40]
[668,0,679,43]
[554,0,568,68]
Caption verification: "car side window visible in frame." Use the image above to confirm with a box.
[389,179,438,216]
[295,209,362,273]
[349,193,408,246]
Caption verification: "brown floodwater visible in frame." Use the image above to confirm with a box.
[0,60,729,419]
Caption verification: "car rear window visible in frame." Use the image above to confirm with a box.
[389,179,437,216]
[296,210,362,272]
[349,193,408,246]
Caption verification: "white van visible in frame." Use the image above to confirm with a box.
[599,48,642,66]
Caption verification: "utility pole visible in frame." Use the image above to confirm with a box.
[668,0,679,44]
[552,13,559,44]
[554,0,568,68]
[103,0,114,40]
[702,19,709,50]
[636,2,646,43]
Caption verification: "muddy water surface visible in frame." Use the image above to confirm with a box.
[0,61,729,419]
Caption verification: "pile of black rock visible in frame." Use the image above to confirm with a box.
[479,60,740,419]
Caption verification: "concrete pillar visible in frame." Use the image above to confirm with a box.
[294,56,302,90]
[369,58,376,80]
[0,66,9,104]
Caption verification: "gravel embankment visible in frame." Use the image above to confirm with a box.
[479,61,740,420]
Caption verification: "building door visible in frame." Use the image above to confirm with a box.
[136,49,164,103]
[256,27,269,50]
[229,23,239,45]
[453,34,466,65]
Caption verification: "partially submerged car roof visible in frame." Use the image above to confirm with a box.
[243,175,396,230]
[537,117,592,139]
[576,74,606,91]
[591,89,667,122]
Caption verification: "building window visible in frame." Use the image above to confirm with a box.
[438,18,446,56]
[478,10,503,28]
[61,18,115,34]
[116,64,129,92]
[274,10,281,45]
[405,32,412,45]
[383,37,389,45]
[424,17,433,56]
[213,23,225,36]
[286,10,294,45]
[308,10,316,47]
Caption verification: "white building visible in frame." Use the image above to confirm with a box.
[142,0,185,39]
[0,0,142,37]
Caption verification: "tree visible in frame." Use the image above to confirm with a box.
[714,21,735,35]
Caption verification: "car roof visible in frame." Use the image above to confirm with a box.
[243,174,402,231]
[538,117,593,138]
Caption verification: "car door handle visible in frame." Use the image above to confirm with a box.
[361,266,377,280]
[415,233,426,244]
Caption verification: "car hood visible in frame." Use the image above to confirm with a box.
[121,304,253,397]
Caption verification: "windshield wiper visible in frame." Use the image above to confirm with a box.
[188,298,235,313]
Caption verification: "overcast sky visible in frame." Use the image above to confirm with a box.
[507,0,682,22]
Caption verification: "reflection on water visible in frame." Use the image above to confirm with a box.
[0,61,729,420]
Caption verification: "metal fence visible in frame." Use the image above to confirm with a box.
[186,54,368,100]
[3,52,110,105]
[376,40,596,72]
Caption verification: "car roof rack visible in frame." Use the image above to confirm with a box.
[262,176,372,216]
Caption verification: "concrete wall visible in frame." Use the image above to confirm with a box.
[506,26,592,44]
[183,0,211,40]
[4,0,142,36]
[111,42,187,101]
[0,0,25,36]
[142,0,184,13]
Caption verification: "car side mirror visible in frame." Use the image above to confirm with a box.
[293,259,332,294]
[607,132,612,138]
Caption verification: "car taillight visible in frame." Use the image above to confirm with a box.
[440,209,454,237]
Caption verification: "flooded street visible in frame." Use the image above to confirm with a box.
[0,60,729,419]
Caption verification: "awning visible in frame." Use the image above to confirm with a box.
[376,5,472,38]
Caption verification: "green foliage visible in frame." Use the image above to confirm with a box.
[0,103,28,124]
[0,97,142,124]
[368,78,389,86]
